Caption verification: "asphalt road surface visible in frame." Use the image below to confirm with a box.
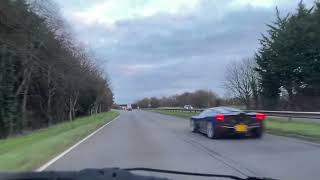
[46,110,320,180]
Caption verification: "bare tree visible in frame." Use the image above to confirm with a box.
[224,58,259,109]
[136,89,220,108]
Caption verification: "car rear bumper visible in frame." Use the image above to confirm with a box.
[220,125,261,129]
[217,125,263,136]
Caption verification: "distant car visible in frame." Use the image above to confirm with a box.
[184,105,193,110]
[127,104,132,111]
[190,106,266,139]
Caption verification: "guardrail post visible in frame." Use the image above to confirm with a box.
[288,115,292,122]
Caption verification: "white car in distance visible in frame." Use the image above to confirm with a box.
[184,105,193,110]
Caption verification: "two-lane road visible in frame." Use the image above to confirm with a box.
[46,110,320,180]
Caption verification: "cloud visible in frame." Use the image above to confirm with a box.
[54,0,315,103]
[119,64,155,76]
[63,0,200,25]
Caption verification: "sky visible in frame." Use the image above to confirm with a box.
[54,0,314,104]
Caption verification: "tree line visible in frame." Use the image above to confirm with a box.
[225,1,320,111]
[0,0,113,138]
[135,90,223,108]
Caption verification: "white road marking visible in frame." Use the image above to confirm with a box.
[36,116,119,172]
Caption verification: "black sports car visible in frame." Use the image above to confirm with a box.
[190,107,266,139]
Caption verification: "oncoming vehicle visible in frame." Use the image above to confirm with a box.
[127,104,132,111]
[183,105,193,110]
[190,107,266,139]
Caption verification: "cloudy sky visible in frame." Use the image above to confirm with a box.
[54,0,313,103]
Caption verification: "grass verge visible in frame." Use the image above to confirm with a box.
[0,111,119,171]
[265,118,320,142]
[149,109,320,142]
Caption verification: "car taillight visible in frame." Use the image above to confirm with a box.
[256,113,266,120]
[216,114,224,121]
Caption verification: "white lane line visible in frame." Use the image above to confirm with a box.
[36,116,120,172]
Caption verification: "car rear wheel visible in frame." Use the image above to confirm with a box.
[252,128,263,138]
[190,120,198,132]
[206,122,223,139]
[206,122,216,139]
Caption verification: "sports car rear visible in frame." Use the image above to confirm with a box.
[216,112,265,137]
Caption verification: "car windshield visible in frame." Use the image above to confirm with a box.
[1,1,320,180]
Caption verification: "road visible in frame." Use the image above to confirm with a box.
[46,110,320,180]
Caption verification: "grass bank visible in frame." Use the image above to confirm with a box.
[266,118,320,141]
[150,109,320,142]
[0,111,119,171]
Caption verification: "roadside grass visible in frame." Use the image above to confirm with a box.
[266,118,320,141]
[149,109,320,142]
[0,111,119,171]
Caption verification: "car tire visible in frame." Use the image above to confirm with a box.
[252,128,263,138]
[207,122,220,139]
[190,119,197,132]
